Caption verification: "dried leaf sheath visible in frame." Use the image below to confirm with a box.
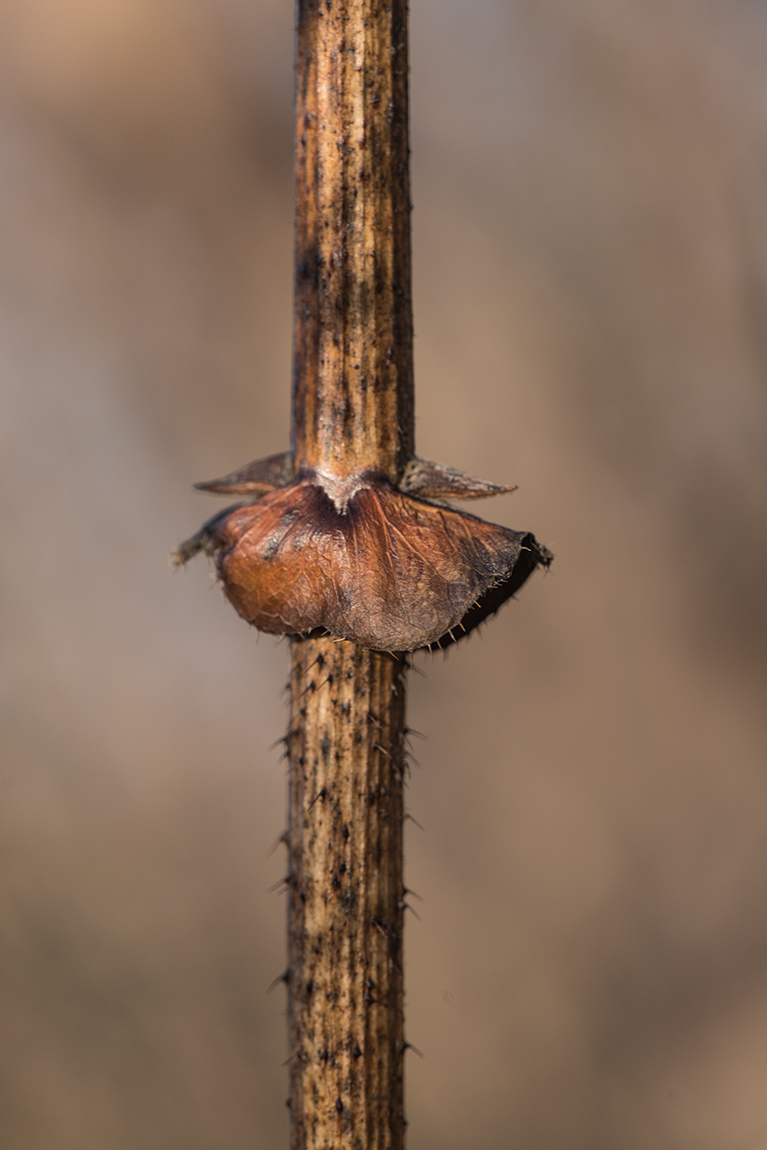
[190,473,550,652]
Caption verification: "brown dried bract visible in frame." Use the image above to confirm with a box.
[175,458,551,652]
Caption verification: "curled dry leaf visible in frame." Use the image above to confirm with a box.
[175,460,551,652]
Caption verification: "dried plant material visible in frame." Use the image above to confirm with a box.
[176,470,551,652]
[194,451,293,495]
[174,0,552,1139]
[400,457,518,500]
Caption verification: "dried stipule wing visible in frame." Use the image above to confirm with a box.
[400,457,518,501]
[194,451,293,495]
[176,474,551,652]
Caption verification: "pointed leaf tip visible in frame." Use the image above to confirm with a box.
[194,450,293,495]
[400,457,517,501]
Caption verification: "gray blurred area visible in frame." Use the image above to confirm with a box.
[1,0,766,1146]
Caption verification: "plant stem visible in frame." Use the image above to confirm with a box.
[292,0,413,485]
[287,641,406,1148]
[287,2,413,1147]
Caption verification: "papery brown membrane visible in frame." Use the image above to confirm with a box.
[193,451,293,495]
[176,472,551,652]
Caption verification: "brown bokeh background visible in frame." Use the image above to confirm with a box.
[2,1,767,1147]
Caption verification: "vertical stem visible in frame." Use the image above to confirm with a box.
[288,1,413,1147]
[288,641,406,1149]
[293,0,413,484]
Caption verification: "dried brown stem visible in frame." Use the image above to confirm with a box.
[287,640,406,1149]
[293,0,413,486]
[172,1,549,1140]
[287,1,412,1147]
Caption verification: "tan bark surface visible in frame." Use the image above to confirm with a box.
[293,0,413,485]
[288,2,413,1146]
[287,640,406,1150]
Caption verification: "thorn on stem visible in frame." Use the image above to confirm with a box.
[267,969,289,994]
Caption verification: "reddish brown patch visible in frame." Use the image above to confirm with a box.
[200,474,550,652]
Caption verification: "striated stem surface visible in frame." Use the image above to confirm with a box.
[288,639,406,1149]
[293,0,414,484]
[288,2,412,1146]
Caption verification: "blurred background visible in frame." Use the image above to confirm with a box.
[1,0,767,1146]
